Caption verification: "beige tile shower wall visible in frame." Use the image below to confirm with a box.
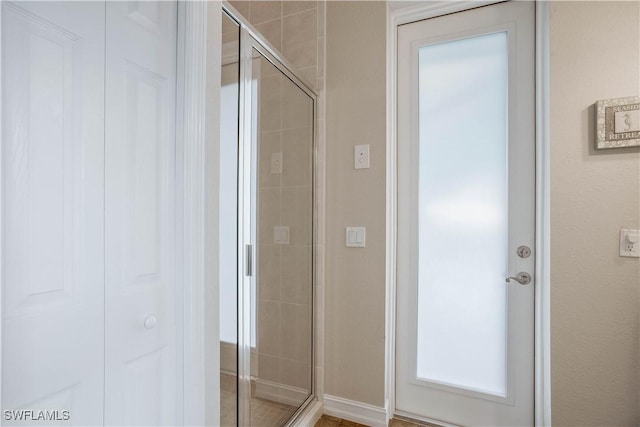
[230,0,325,398]
[324,1,387,407]
[550,2,640,425]
[256,58,314,394]
[228,1,325,93]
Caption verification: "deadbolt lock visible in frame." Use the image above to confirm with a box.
[517,245,531,258]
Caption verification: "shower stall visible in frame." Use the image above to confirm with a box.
[219,5,317,427]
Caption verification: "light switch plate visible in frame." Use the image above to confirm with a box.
[274,226,289,245]
[346,226,366,248]
[620,229,640,257]
[354,144,370,169]
[271,152,283,174]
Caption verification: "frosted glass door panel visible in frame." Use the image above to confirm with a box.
[416,32,508,396]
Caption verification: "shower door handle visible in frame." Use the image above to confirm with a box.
[246,244,253,277]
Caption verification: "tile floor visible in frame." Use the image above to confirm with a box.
[222,375,435,427]
[250,396,297,427]
[314,415,437,427]
[314,415,367,427]
[220,373,237,426]
[220,372,298,427]
[388,418,440,427]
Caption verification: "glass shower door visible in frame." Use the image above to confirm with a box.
[221,12,316,424]
[241,45,315,426]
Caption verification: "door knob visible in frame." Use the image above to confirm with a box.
[506,272,531,285]
[144,314,158,330]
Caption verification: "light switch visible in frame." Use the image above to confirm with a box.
[271,152,283,174]
[354,144,370,169]
[346,226,366,248]
[620,229,640,257]
[274,226,289,245]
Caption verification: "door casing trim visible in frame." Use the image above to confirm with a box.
[0,0,4,411]
[178,0,215,424]
[0,0,4,410]
[384,1,551,425]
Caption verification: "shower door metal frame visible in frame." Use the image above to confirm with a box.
[224,3,318,426]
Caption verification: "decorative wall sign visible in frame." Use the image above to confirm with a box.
[596,96,640,149]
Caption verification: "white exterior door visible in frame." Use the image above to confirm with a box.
[1,2,106,424]
[104,1,180,425]
[396,2,535,426]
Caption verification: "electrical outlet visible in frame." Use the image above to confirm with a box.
[620,229,640,257]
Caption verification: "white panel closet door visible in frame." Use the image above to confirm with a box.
[104,1,180,425]
[1,1,105,424]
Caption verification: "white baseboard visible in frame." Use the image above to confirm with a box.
[323,394,387,427]
[253,378,310,407]
[293,399,323,426]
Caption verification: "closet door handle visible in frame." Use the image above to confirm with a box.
[144,315,158,330]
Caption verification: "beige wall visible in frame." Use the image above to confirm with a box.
[550,2,640,425]
[323,0,640,423]
[325,1,387,406]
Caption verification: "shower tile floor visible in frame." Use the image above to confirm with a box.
[220,373,297,427]
[220,373,237,426]
[314,415,367,426]
[314,415,437,427]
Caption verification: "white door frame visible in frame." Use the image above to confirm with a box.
[178,0,220,425]
[0,1,4,410]
[0,1,216,424]
[384,1,551,425]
